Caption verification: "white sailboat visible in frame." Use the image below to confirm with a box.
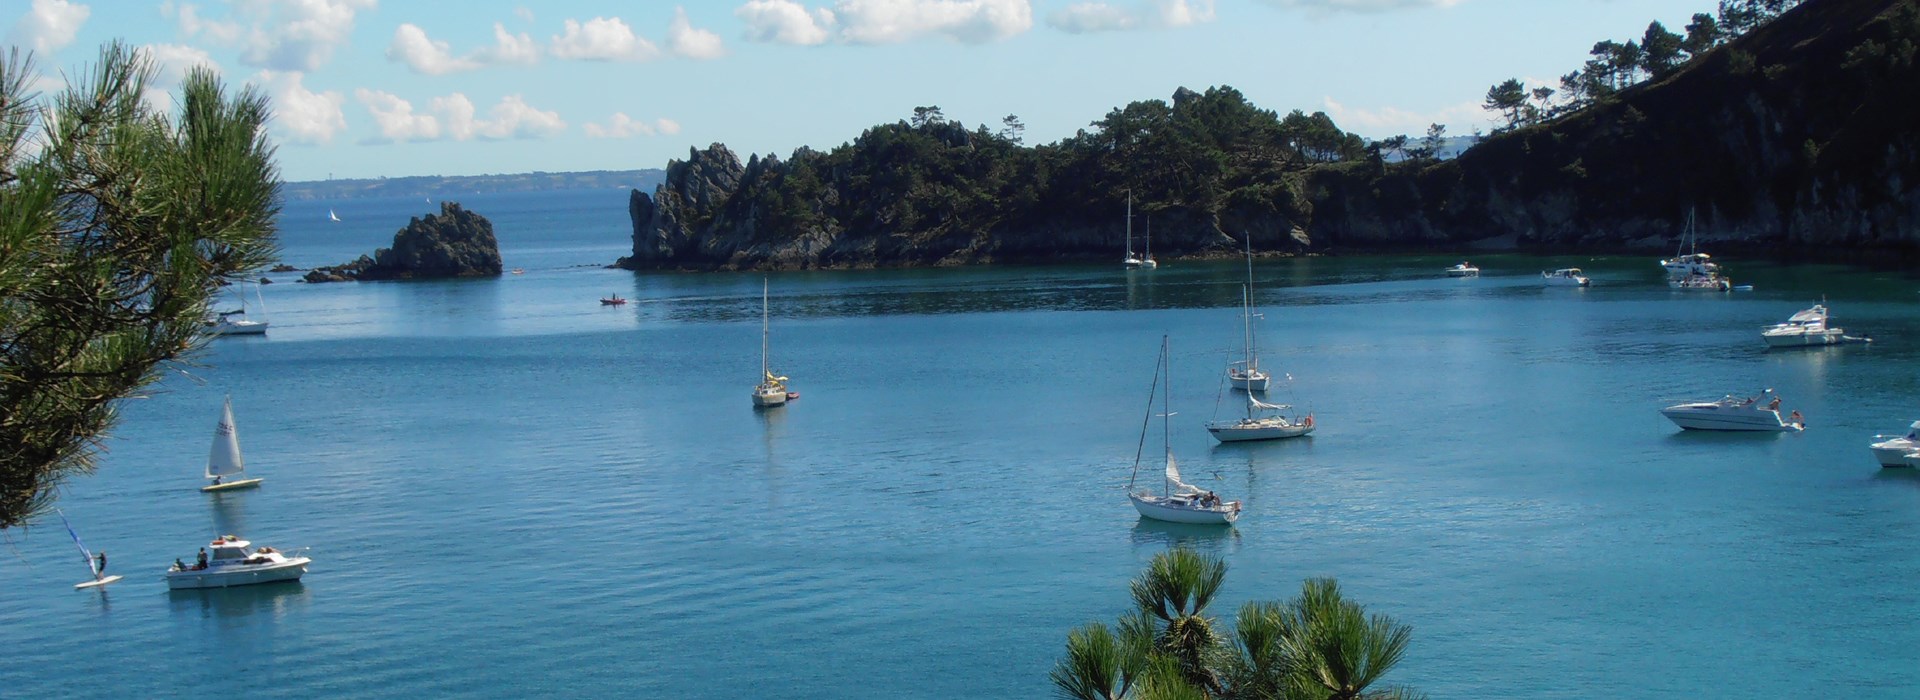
[1122,192,1145,268]
[1227,236,1270,392]
[1661,210,1717,279]
[1208,289,1315,443]
[327,208,341,222]
[206,281,269,336]
[57,509,122,589]
[753,279,794,408]
[1141,218,1158,268]
[202,396,264,492]
[1130,337,1240,525]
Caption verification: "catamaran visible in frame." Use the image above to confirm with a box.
[753,279,795,408]
[1661,210,1717,278]
[202,396,264,492]
[1130,337,1240,525]
[1227,236,1269,392]
[57,510,122,589]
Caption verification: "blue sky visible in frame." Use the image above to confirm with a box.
[7,0,1707,182]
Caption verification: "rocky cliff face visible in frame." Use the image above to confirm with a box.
[305,202,503,282]
[618,0,1920,271]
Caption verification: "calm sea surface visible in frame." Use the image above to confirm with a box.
[4,189,1919,698]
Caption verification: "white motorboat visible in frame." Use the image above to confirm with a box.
[1445,262,1479,277]
[1131,337,1241,525]
[752,279,794,408]
[1541,268,1590,287]
[202,396,264,492]
[1868,421,1920,467]
[206,281,269,336]
[57,510,122,589]
[1661,390,1803,432]
[167,535,310,590]
[1669,274,1731,291]
[1227,236,1270,392]
[1661,211,1719,278]
[1208,392,1314,443]
[1761,304,1867,348]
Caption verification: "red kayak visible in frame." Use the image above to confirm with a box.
[600,296,627,306]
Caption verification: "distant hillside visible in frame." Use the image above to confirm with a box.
[283,169,665,201]
[619,0,1920,271]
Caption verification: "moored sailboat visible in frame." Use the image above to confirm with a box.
[753,278,795,408]
[202,396,263,492]
[1227,236,1269,392]
[1122,192,1145,268]
[1130,337,1241,525]
[206,282,269,336]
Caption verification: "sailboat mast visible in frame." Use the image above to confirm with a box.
[1125,191,1134,259]
[1245,235,1258,372]
[760,278,770,379]
[1163,337,1172,495]
[1145,218,1151,259]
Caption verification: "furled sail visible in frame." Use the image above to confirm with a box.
[1250,396,1290,411]
[1165,455,1203,495]
[206,397,244,479]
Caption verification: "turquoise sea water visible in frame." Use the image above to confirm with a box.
[4,189,1920,697]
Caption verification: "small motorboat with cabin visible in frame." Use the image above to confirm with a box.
[1445,262,1479,277]
[1869,421,1920,467]
[1541,268,1590,287]
[166,535,310,589]
[1761,304,1867,348]
[1661,390,1803,432]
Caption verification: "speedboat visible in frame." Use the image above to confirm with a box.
[1761,304,1866,348]
[1669,274,1731,291]
[1542,268,1590,287]
[1661,391,1803,432]
[1869,421,1920,467]
[1445,262,1479,277]
[166,535,310,590]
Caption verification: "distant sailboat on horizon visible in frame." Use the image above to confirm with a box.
[327,208,341,222]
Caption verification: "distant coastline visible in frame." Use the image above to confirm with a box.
[281,169,665,201]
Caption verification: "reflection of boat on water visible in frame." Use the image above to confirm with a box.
[1130,337,1241,525]
[1661,390,1803,432]
[169,580,309,618]
[1668,274,1731,291]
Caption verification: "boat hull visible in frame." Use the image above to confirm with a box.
[752,391,787,408]
[1228,370,1269,392]
[1870,437,1918,467]
[1762,330,1845,347]
[1208,421,1313,443]
[1542,277,1590,287]
[166,558,309,590]
[201,478,263,492]
[1130,495,1239,524]
[1661,407,1800,432]
[1445,268,1478,277]
[208,321,267,336]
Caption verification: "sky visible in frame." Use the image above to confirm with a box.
[5,0,1712,182]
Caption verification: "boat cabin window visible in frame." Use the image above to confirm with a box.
[211,545,248,560]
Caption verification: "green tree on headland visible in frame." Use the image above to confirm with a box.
[0,43,279,529]
[1051,549,1421,700]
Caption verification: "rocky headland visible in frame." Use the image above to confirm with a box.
[617,0,1919,271]
[305,202,503,282]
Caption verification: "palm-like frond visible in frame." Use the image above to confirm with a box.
[1277,578,1414,700]
[1051,622,1137,700]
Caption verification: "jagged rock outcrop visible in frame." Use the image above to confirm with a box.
[616,0,1920,271]
[306,202,503,282]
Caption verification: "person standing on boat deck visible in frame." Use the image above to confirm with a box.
[196,548,208,569]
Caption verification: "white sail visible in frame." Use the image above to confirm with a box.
[57,509,99,578]
[1250,396,1290,411]
[1165,455,1201,495]
[207,397,245,480]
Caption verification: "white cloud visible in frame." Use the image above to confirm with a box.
[1258,0,1462,13]
[1320,96,1490,137]
[1048,0,1211,33]
[737,0,835,45]
[356,88,440,143]
[478,23,539,65]
[161,2,243,43]
[7,0,91,54]
[163,0,372,72]
[550,16,661,61]
[514,7,534,23]
[255,70,346,144]
[584,112,681,138]
[737,0,1033,45]
[356,90,565,143]
[143,43,220,85]
[387,24,479,75]
[668,7,727,59]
